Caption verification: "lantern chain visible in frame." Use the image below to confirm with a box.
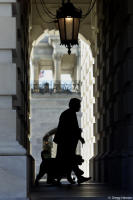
[35,0,56,23]
[41,0,56,17]
[82,0,96,19]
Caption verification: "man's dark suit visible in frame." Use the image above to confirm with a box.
[53,108,82,178]
[54,108,81,158]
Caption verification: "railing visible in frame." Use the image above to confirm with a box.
[31,83,81,94]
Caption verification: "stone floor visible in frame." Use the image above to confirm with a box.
[30,180,133,200]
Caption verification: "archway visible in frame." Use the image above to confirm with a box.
[30,30,81,176]
[0,0,99,198]
[29,29,95,179]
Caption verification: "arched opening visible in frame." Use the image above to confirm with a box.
[29,29,95,180]
[1,1,133,199]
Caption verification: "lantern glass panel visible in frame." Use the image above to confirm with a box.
[73,18,80,40]
[65,17,73,40]
[59,18,65,41]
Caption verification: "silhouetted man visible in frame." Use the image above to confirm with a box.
[53,98,91,184]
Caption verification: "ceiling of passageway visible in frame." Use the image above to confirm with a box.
[32,0,92,4]
[30,0,95,44]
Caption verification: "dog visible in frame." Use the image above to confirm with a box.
[35,152,84,185]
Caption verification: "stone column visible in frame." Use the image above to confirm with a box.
[33,60,40,93]
[53,53,62,91]
[0,1,34,199]
[73,52,81,93]
[34,66,40,85]
[33,59,40,84]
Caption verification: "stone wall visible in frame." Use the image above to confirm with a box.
[92,0,133,191]
[80,39,95,177]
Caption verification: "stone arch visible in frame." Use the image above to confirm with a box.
[34,29,59,46]
[30,28,95,177]
[31,29,95,56]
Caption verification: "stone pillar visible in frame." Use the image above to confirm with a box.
[53,53,62,91]
[33,59,40,93]
[73,52,81,93]
[72,65,76,83]
[0,1,34,199]
[33,60,40,85]
[71,54,77,84]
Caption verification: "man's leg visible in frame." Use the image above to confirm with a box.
[72,164,84,176]
[72,164,91,184]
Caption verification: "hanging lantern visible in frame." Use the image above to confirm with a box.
[56,0,82,54]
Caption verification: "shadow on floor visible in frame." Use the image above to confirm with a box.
[30,180,133,200]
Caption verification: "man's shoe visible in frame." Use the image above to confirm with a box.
[77,176,91,184]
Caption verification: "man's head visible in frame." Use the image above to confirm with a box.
[69,98,81,112]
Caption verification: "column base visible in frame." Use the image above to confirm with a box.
[89,156,95,181]
[0,155,35,199]
[0,142,26,155]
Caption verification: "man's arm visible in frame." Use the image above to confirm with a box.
[80,137,85,144]
[78,128,85,144]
